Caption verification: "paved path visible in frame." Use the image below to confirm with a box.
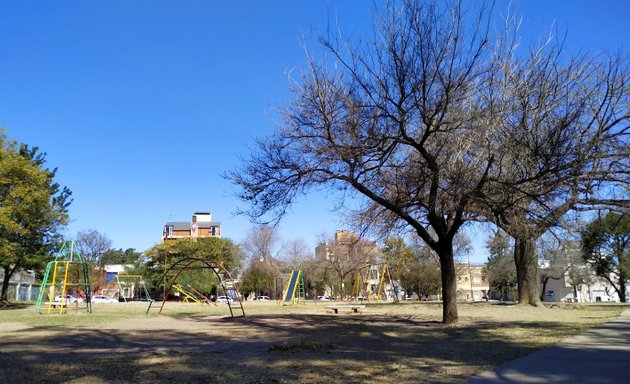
[469,308,630,383]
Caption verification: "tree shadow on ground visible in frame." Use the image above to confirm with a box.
[0,313,589,384]
[0,301,30,310]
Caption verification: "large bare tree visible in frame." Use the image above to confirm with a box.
[282,239,311,270]
[240,225,282,264]
[479,15,630,306]
[229,1,494,323]
[75,229,112,266]
[239,225,284,298]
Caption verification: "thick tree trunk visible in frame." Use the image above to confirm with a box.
[437,245,458,324]
[618,270,627,303]
[514,237,543,307]
[1,266,15,302]
[540,277,549,302]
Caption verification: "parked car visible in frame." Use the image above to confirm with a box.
[317,295,335,301]
[216,296,233,303]
[91,295,118,303]
[54,294,84,303]
[256,296,270,301]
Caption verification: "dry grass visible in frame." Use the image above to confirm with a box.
[0,301,625,383]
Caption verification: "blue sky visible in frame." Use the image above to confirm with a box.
[1,1,628,262]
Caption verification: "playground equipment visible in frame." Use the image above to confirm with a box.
[35,241,92,314]
[351,270,368,301]
[172,284,212,304]
[348,263,398,302]
[281,269,305,305]
[375,264,399,302]
[147,257,244,317]
[187,284,214,304]
[115,274,152,302]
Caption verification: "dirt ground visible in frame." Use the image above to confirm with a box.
[0,301,624,383]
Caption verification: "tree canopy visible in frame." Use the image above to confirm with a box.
[473,8,630,306]
[229,0,629,321]
[0,130,71,301]
[75,229,113,266]
[100,247,144,265]
[382,237,441,300]
[582,212,630,302]
[229,0,495,324]
[145,237,243,272]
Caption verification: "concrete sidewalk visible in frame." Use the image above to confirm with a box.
[469,308,630,383]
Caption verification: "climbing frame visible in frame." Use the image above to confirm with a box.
[35,240,92,314]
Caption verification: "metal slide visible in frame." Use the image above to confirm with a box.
[282,270,299,302]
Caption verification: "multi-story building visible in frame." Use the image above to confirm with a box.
[542,266,626,303]
[456,263,490,301]
[162,212,222,241]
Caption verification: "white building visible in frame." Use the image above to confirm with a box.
[543,267,627,303]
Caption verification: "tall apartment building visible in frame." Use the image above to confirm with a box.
[162,212,222,241]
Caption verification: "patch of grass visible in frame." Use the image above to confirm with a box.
[268,337,335,353]
[0,302,149,328]
[1,300,626,384]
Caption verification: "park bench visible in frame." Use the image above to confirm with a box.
[326,304,365,314]
[44,302,68,309]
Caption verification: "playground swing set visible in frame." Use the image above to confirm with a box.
[35,240,92,314]
[351,263,398,302]
[115,274,152,303]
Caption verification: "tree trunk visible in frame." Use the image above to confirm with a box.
[619,270,627,303]
[437,245,458,324]
[514,237,543,307]
[1,265,15,302]
[540,276,549,302]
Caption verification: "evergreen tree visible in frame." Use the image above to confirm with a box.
[582,212,630,302]
[483,230,516,301]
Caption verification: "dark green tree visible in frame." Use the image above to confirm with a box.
[146,238,242,271]
[100,248,144,265]
[482,230,516,301]
[582,212,630,302]
[240,259,273,299]
[0,131,71,302]
[145,238,243,295]
[382,237,441,300]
